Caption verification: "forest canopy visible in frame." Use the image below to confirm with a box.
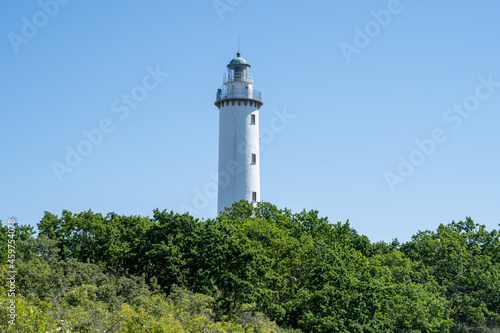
[1,201,499,332]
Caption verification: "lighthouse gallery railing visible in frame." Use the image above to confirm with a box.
[216,89,262,102]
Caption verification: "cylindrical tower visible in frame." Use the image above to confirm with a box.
[215,52,263,214]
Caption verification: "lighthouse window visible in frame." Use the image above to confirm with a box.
[252,192,257,202]
[251,114,256,124]
[234,66,243,80]
[251,154,256,164]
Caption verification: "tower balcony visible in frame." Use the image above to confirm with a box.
[216,89,262,102]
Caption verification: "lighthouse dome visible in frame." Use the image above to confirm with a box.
[228,52,250,67]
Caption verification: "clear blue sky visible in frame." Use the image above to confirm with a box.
[1,0,499,242]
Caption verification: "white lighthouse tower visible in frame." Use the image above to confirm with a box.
[215,52,263,214]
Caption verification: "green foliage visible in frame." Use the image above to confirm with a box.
[38,210,154,272]
[0,219,35,265]
[1,203,499,332]
[401,218,500,329]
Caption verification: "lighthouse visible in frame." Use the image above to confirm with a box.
[215,52,263,214]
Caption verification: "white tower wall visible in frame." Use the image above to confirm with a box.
[217,102,260,213]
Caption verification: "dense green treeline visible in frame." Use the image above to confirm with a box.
[1,201,499,332]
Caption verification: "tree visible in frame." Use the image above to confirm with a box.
[38,210,154,272]
[401,218,500,330]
